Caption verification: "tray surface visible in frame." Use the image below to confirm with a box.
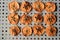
[0,0,60,40]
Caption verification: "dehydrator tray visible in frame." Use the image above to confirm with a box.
[0,0,60,40]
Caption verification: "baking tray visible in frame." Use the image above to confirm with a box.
[0,0,60,40]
